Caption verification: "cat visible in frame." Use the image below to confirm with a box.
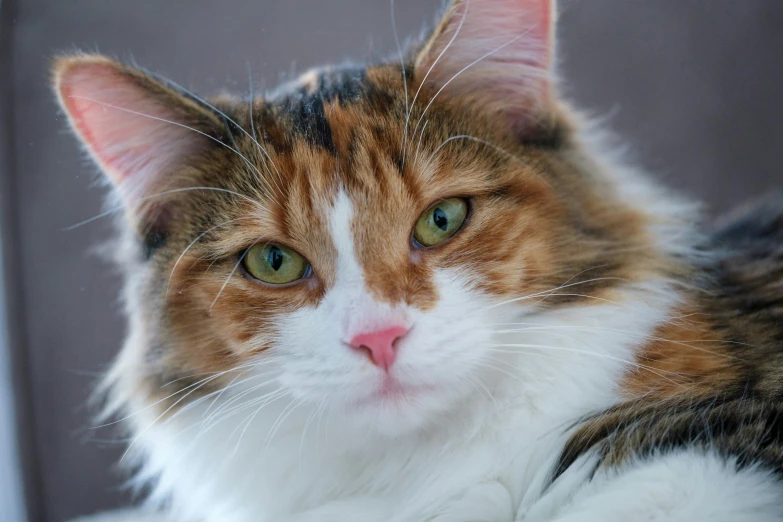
[53,0,783,520]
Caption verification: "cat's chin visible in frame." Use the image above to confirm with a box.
[357,377,432,406]
[338,378,465,436]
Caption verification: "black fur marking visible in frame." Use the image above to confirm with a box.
[273,67,368,154]
[142,227,167,260]
[283,93,336,153]
[516,119,565,150]
[393,153,405,176]
[316,67,365,105]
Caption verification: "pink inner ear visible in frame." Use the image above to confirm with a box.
[56,60,205,205]
[417,0,555,111]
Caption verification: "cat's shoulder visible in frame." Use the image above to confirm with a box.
[707,193,783,348]
[550,195,783,491]
[710,192,783,287]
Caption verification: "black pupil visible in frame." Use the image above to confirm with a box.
[268,246,284,271]
[433,208,448,231]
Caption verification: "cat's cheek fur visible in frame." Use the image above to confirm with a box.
[121,277,678,522]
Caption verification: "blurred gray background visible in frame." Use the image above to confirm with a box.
[1,0,782,521]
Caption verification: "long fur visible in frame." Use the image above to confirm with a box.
[53,1,783,520]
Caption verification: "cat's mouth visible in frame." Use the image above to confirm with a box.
[356,376,433,407]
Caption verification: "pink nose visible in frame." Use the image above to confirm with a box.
[349,326,409,371]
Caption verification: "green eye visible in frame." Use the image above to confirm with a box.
[242,244,310,285]
[413,197,469,247]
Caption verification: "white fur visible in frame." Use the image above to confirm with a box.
[87,5,771,520]
[111,178,742,521]
[65,2,780,520]
[520,451,783,521]
[97,17,777,522]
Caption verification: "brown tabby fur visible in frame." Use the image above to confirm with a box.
[54,54,666,401]
[53,13,783,486]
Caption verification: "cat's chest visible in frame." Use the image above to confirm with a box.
[143,394,568,521]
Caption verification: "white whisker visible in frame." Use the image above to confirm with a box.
[411,26,536,139]
[485,343,690,383]
[426,134,533,171]
[166,216,251,298]
[468,276,628,316]
[406,0,470,148]
[391,0,410,166]
[490,323,743,360]
[64,185,267,231]
[414,119,429,166]
[210,237,264,310]
[91,361,257,429]
[66,95,273,189]
[146,74,285,191]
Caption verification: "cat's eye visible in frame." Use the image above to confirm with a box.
[413,198,469,248]
[242,244,310,285]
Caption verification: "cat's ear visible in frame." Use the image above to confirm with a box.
[415,0,557,137]
[53,55,220,225]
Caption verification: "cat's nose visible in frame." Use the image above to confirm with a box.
[349,325,409,371]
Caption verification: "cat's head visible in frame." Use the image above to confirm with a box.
[54,0,676,435]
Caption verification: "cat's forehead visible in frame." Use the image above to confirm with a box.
[229,63,508,208]
[199,62,544,253]
[216,65,437,220]
[262,64,406,155]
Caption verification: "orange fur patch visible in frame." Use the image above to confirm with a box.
[621,306,739,399]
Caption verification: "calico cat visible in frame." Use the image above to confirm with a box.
[53,0,783,520]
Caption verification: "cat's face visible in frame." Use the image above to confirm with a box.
[54,0,653,435]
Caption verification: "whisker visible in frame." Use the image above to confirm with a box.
[490,324,745,360]
[299,398,325,467]
[201,369,258,419]
[91,361,257,429]
[166,216,251,298]
[210,237,264,310]
[221,113,277,201]
[462,373,497,408]
[314,399,329,454]
[145,73,285,190]
[414,119,429,166]
[247,62,258,143]
[66,95,272,188]
[232,392,297,457]
[469,276,628,315]
[485,343,690,384]
[405,0,470,148]
[64,185,267,231]
[198,387,289,442]
[119,369,237,462]
[202,370,284,426]
[260,397,305,457]
[167,372,263,423]
[411,25,538,139]
[391,0,410,166]
[426,134,533,171]
[472,359,527,385]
